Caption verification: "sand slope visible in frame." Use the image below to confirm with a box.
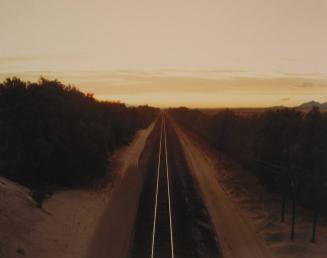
[0,122,154,258]
[173,119,327,258]
[173,119,274,258]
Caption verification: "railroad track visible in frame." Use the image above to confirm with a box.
[130,112,220,258]
[151,114,175,258]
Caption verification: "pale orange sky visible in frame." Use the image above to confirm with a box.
[1,0,327,107]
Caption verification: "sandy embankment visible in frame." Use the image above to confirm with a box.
[173,119,327,258]
[173,120,274,258]
[0,121,155,258]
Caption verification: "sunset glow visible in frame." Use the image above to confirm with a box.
[1,0,327,107]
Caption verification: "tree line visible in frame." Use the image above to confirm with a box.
[0,78,158,191]
[169,106,327,241]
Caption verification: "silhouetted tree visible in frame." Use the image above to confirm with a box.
[0,78,158,190]
[169,107,327,217]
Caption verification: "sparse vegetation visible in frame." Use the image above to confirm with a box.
[169,107,327,212]
[0,77,158,191]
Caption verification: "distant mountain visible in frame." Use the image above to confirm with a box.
[298,100,321,109]
[297,101,327,109]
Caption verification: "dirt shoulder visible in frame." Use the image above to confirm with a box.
[172,118,274,258]
[0,121,155,258]
[172,118,327,258]
[85,120,159,258]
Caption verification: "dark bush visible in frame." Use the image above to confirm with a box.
[169,106,327,209]
[0,77,158,189]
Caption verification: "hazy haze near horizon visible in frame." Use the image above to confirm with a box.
[1,0,327,107]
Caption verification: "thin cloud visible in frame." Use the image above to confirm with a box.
[0,55,80,66]
[0,56,48,64]
[296,82,315,88]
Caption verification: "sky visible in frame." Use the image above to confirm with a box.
[1,0,327,107]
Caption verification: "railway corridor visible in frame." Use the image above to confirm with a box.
[130,113,220,258]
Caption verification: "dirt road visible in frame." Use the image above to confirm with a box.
[172,117,274,258]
